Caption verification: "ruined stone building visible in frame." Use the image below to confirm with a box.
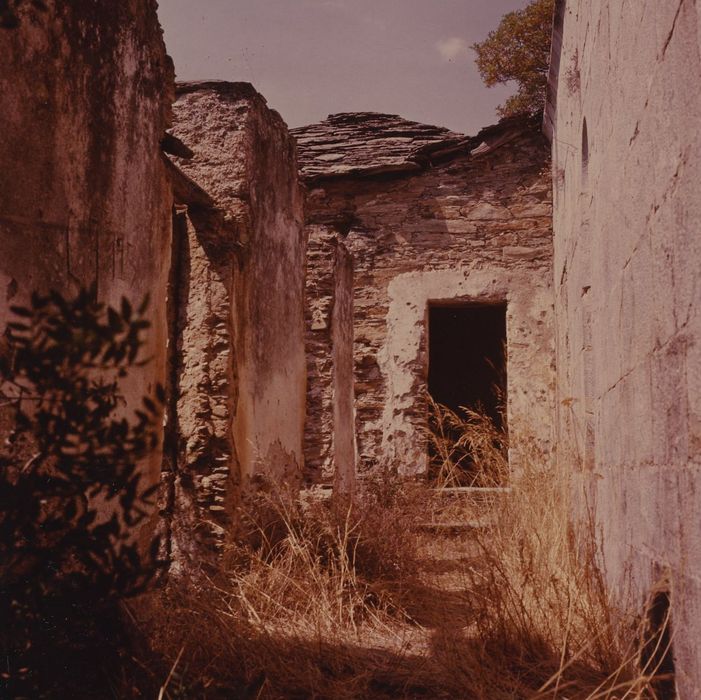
[1,0,701,695]
[547,0,701,695]
[159,92,555,540]
[162,81,307,563]
[292,113,554,488]
[0,7,310,566]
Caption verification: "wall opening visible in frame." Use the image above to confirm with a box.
[427,303,507,485]
[641,588,676,699]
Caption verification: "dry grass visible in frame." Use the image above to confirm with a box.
[129,413,672,699]
[426,395,508,488]
[132,481,432,699]
[434,443,647,699]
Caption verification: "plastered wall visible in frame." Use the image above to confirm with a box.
[0,0,173,501]
[550,1,701,694]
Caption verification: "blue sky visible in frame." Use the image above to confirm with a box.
[157,0,529,135]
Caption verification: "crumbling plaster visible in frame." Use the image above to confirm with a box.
[304,228,358,488]
[330,241,357,493]
[165,82,307,562]
[381,267,553,475]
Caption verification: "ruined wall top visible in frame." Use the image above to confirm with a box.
[292,113,540,183]
[176,80,263,102]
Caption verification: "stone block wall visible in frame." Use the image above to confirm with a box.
[304,228,357,489]
[165,82,307,562]
[295,115,555,479]
[0,1,174,503]
[549,0,701,694]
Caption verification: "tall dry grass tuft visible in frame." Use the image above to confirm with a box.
[130,411,671,698]
[434,451,617,696]
[425,408,671,699]
[426,395,508,488]
[228,480,423,632]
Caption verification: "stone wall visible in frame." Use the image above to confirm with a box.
[549,0,701,695]
[304,228,357,489]
[330,242,357,493]
[294,114,555,479]
[0,1,173,503]
[162,194,238,564]
[165,82,307,561]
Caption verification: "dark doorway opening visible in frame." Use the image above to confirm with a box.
[427,303,507,485]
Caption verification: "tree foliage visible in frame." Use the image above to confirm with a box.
[472,0,555,118]
[0,287,164,697]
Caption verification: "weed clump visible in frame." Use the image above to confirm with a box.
[426,395,508,488]
[136,480,428,698]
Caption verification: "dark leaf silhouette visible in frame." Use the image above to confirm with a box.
[0,288,165,697]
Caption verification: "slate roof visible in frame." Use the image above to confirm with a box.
[292,112,538,182]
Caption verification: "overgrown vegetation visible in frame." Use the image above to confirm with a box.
[135,411,670,699]
[0,288,163,698]
[0,290,672,697]
[472,0,555,117]
[426,396,508,488]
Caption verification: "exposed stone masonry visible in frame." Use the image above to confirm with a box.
[294,114,555,479]
[162,199,238,563]
[164,82,307,564]
[304,228,342,482]
[304,228,356,487]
